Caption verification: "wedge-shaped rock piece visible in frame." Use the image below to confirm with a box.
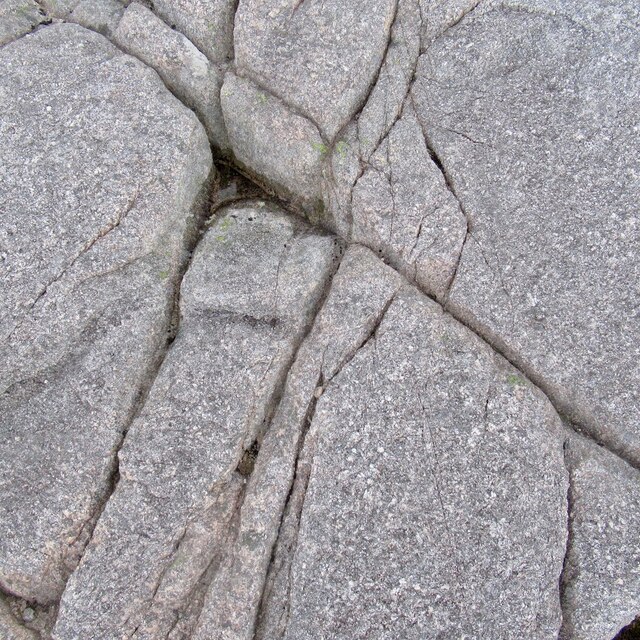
[234,0,397,141]
[53,204,340,640]
[562,438,640,640]
[412,0,640,463]
[152,0,236,64]
[322,0,421,242]
[0,24,212,603]
[352,105,466,301]
[0,0,44,46]
[192,245,402,640]
[39,0,124,36]
[114,2,228,148]
[221,73,330,225]
[261,288,568,639]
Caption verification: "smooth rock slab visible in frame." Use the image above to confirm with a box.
[561,437,640,640]
[234,0,397,141]
[0,24,212,603]
[114,2,228,148]
[264,287,568,639]
[53,204,339,640]
[412,0,640,463]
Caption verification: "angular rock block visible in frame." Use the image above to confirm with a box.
[412,0,640,463]
[259,285,569,639]
[53,204,340,639]
[221,73,330,225]
[0,24,212,603]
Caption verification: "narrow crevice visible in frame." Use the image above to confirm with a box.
[419,0,484,54]
[323,290,396,390]
[329,0,400,151]
[5,187,140,346]
[557,439,575,640]
[229,68,330,147]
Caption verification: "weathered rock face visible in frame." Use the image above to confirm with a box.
[258,286,569,639]
[1,0,639,638]
[561,437,640,640]
[234,0,397,141]
[53,205,340,639]
[0,24,212,603]
[193,245,403,640]
[411,0,640,464]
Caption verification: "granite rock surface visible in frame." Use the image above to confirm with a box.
[1,1,638,639]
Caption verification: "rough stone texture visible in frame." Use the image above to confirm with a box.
[152,0,236,64]
[0,597,37,640]
[0,24,212,603]
[53,204,340,640]
[114,2,228,148]
[260,286,568,639]
[351,104,466,301]
[234,0,398,141]
[321,0,421,241]
[412,0,640,463]
[221,73,331,227]
[0,0,44,46]
[67,0,124,37]
[419,0,480,46]
[561,437,640,640]
[193,245,402,640]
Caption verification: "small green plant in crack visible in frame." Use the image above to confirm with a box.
[311,141,329,156]
[256,92,268,105]
[158,269,170,280]
[335,140,348,159]
[506,373,525,387]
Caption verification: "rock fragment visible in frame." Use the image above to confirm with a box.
[114,2,228,148]
[152,0,236,64]
[412,0,640,462]
[0,596,37,640]
[260,286,568,639]
[561,437,640,640]
[0,24,212,603]
[53,205,340,640]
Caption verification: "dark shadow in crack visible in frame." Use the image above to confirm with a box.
[614,616,640,640]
